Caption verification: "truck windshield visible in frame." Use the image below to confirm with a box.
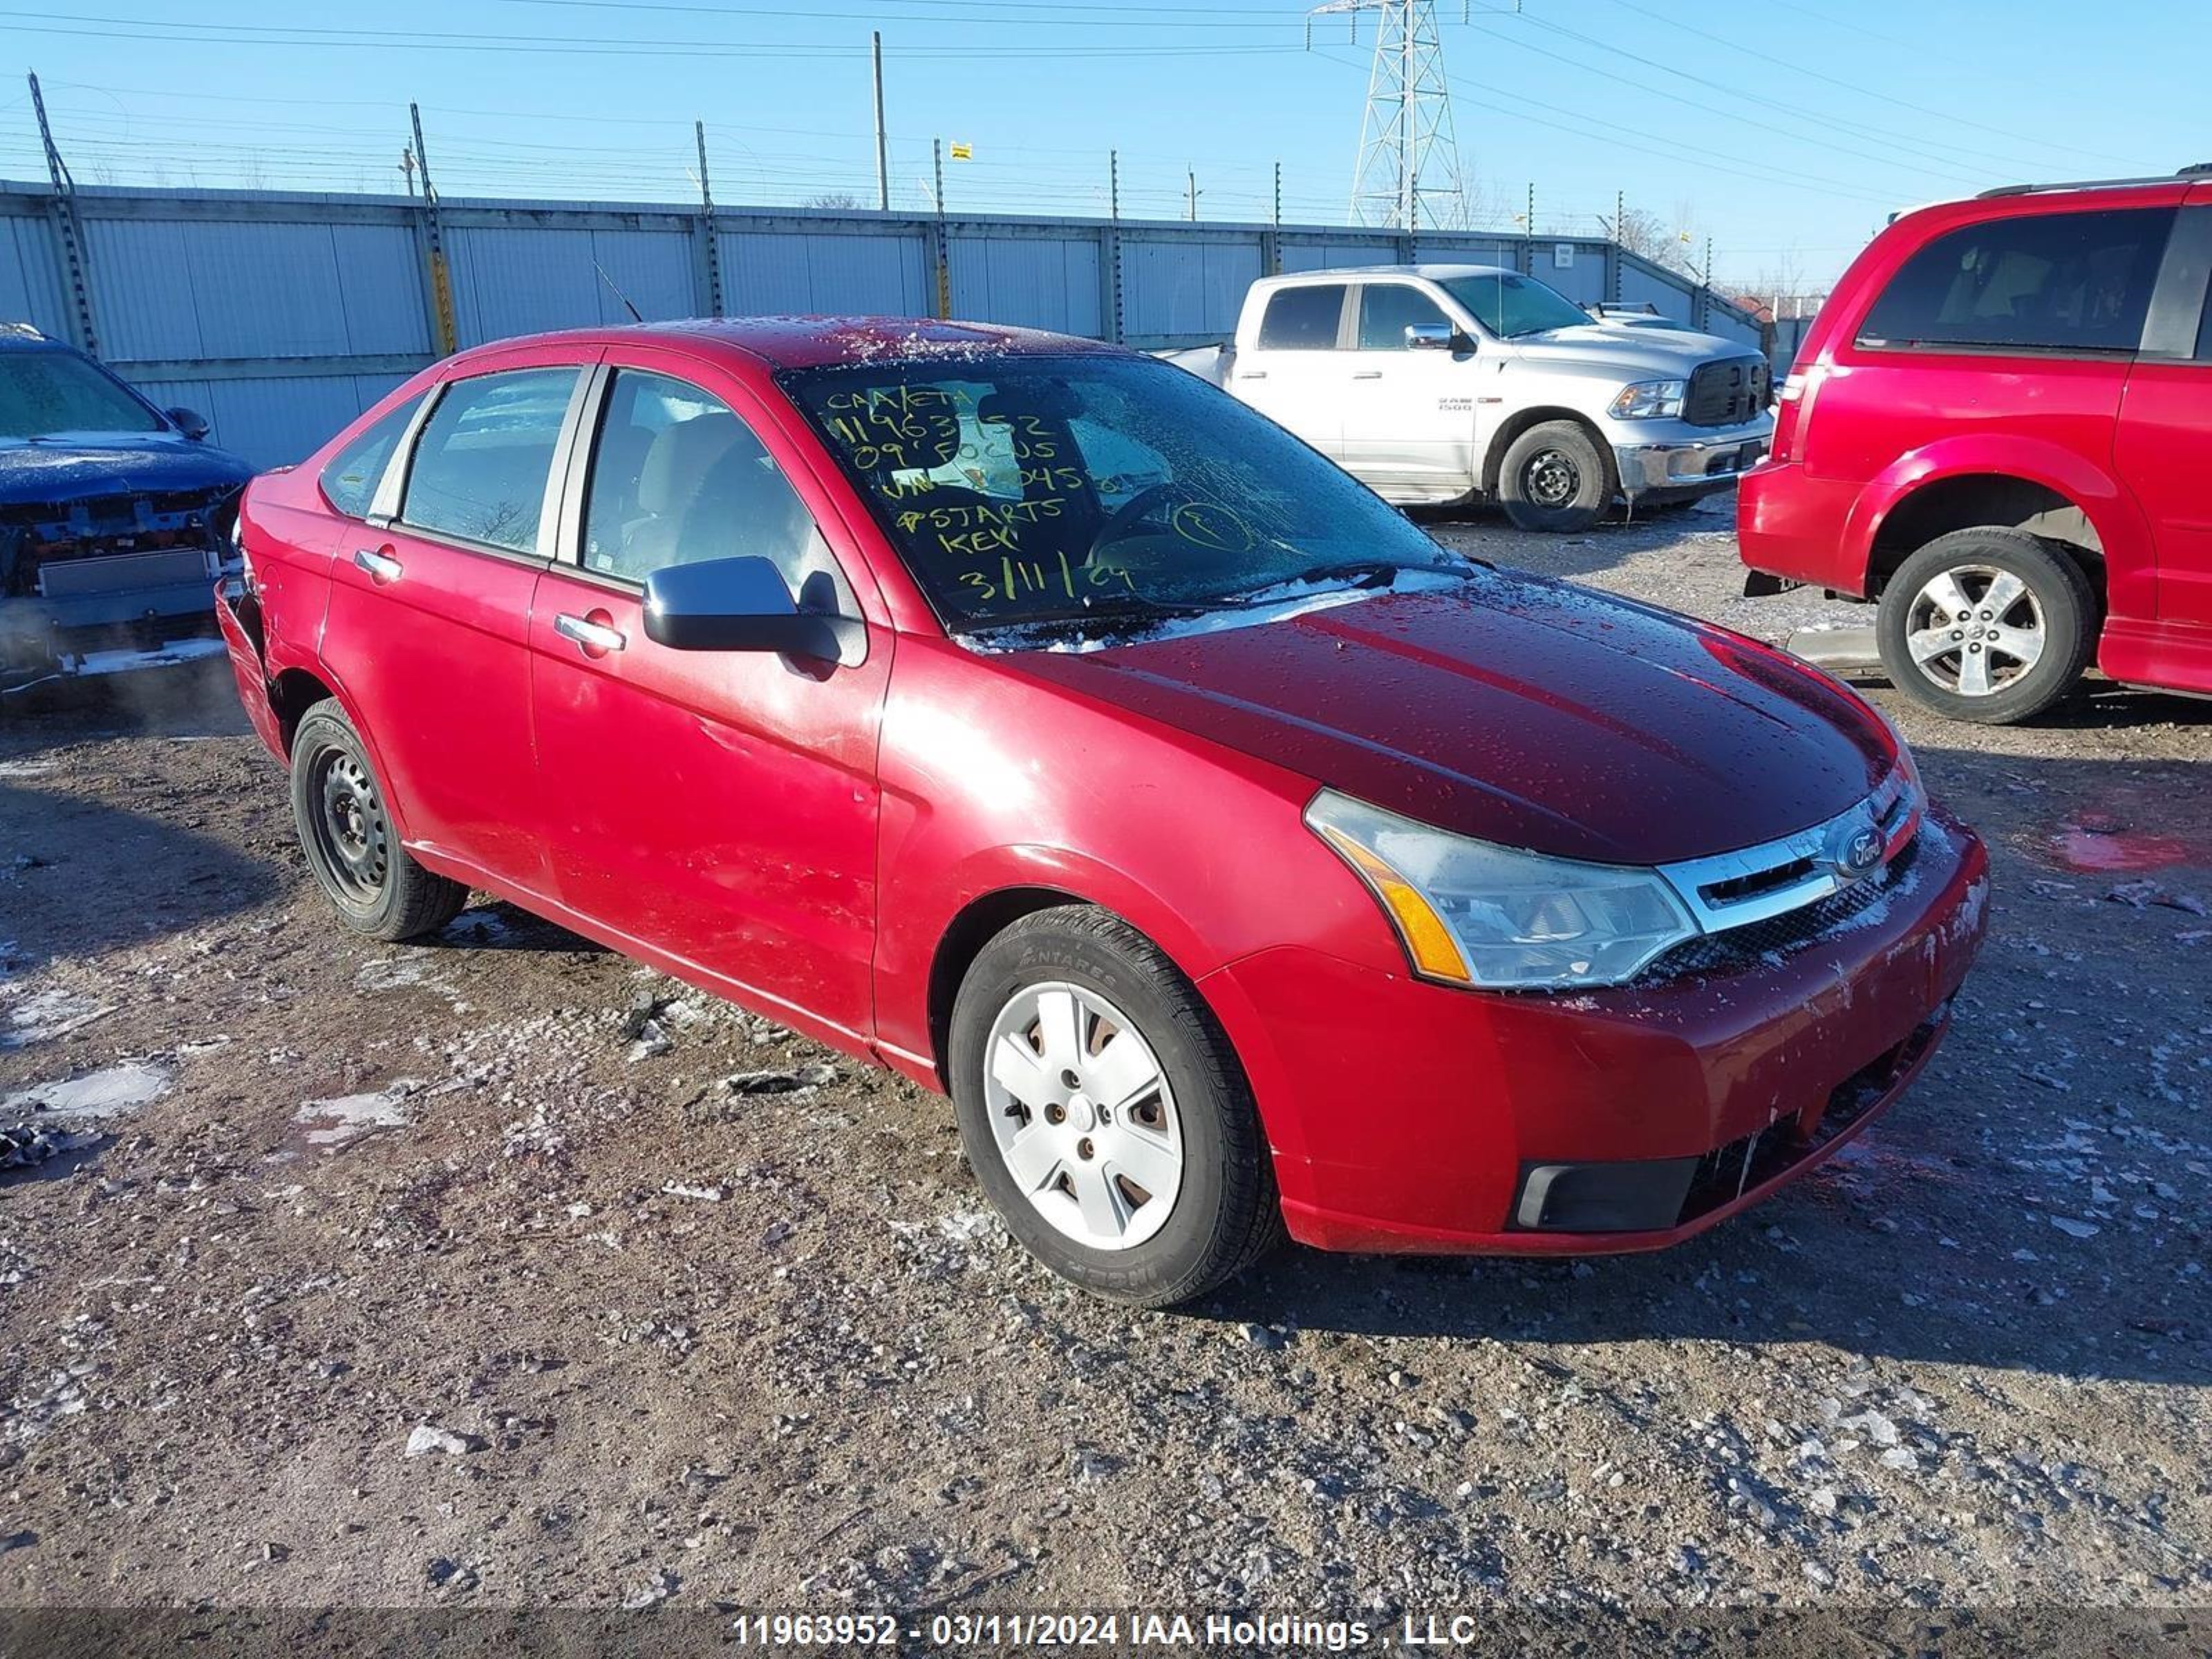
[0,348,166,440]
[1439,272,1595,339]
[785,353,1471,636]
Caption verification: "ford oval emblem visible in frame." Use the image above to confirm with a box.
[1837,824,1884,878]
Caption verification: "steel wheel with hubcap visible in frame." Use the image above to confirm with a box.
[949,906,1281,1306]
[289,699,469,941]
[982,981,1184,1251]
[1875,528,2094,726]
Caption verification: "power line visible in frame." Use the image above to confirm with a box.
[1580,0,2135,169]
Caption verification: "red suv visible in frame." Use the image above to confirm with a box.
[1741,168,2212,722]
[221,319,1987,1305]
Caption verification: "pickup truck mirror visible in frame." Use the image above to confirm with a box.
[1405,324,1465,353]
[165,406,210,440]
[643,555,850,661]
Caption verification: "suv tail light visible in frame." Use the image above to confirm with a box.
[1769,364,1826,465]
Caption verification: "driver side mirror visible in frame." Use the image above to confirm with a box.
[643,555,856,662]
[1405,324,1468,353]
[166,406,210,440]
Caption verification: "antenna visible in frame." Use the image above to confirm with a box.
[593,260,644,324]
[1309,1,1468,233]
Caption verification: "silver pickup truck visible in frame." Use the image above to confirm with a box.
[1164,264,1774,532]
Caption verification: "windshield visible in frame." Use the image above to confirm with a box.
[1439,272,1595,339]
[785,353,1470,636]
[0,348,165,440]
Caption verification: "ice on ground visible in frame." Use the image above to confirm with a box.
[0,986,110,1049]
[1,1060,172,1118]
[294,1079,422,1152]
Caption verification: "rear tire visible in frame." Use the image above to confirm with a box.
[1498,420,1611,533]
[289,700,468,941]
[1875,529,2094,725]
[948,906,1282,1307]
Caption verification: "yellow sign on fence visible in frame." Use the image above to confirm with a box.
[949,142,973,160]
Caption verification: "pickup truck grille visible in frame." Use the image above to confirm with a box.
[1683,357,1770,428]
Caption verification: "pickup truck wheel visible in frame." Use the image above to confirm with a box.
[290,700,469,941]
[1875,529,2094,725]
[1499,420,1609,533]
[948,906,1282,1307]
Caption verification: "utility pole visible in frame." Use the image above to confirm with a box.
[410,102,458,357]
[27,72,98,354]
[870,31,889,212]
[695,120,724,318]
[1186,167,1200,222]
[1309,1,1465,232]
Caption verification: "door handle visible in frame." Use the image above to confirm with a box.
[353,547,402,582]
[554,612,626,654]
[1351,371,1384,379]
[1235,370,1268,380]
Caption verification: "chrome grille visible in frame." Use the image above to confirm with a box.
[1641,771,1923,984]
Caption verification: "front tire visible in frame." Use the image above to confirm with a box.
[948,907,1280,1306]
[289,700,468,941]
[1875,529,2094,724]
[1497,420,1610,533]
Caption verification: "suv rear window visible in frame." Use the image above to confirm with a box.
[1257,285,1346,350]
[1858,206,2175,355]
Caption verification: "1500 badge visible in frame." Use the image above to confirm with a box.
[1436,396,1473,411]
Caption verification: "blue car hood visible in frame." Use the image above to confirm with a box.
[0,432,254,509]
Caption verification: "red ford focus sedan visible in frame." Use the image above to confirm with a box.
[219,318,1989,1306]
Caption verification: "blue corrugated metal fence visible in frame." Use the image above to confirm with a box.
[0,181,1766,468]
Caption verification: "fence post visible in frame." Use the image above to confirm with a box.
[1262,160,1282,277]
[693,120,724,319]
[410,103,459,355]
[27,73,98,354]
[1100,151,1123,344]
[931,138,950,320]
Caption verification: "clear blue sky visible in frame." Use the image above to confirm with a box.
[1,1,2201,288]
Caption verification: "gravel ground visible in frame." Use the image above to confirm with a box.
[1,498,2208,1631]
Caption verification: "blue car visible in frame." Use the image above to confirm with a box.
[1,324,254,693]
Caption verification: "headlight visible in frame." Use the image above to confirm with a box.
[1609,378,1687,420]
[1305,790,1698,991]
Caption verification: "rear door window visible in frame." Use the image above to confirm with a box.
[400,367,579,554]
[319,393,424,520]
[1358,284,1451,349]
[1858,206,2176,355]
[1256,284,1348,350]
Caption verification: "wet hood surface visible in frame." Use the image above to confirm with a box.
[1010,577,1893,866]
[0,434,254,509]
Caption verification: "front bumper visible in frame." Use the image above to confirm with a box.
[1203,807,1989,1255]
[0,575,225,688]
[1613,413,1774,496]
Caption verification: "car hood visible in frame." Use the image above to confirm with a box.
[0,432,255,509]
[1506,323,1753,377]
[1007,578,1893,866]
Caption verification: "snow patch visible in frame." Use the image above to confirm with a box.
[294,1079,422,1152]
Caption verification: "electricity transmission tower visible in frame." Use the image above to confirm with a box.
[1310,0,1467,232]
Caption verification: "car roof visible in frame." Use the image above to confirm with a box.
[0,323,71,353]
[1262,263,1516,282]
[447,315,1127,374]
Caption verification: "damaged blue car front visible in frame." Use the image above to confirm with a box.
[1,324,253,695]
